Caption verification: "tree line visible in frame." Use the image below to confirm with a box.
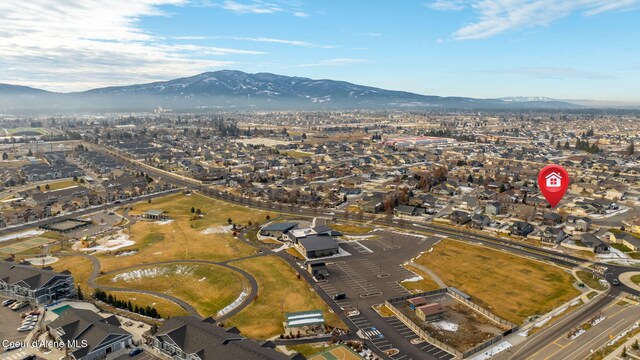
[93,289,161,319]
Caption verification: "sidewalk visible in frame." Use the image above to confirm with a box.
[603,328,640,360]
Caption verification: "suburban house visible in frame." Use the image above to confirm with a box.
[541,227,567,244]
[485,201,502,216]
[511,221,535,237]
[581,234,610,254]
[0,260,75,304]
[46,308,132,360]
[151,316,299,360]
[609,231,640,252]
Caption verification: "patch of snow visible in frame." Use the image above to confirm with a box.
[115,251,138,257]
[198,277,206,282]
[402,276,424,283]
[112,265,198,282]
[155,219,174,225]
[471,341,512,360]
[569,328,585,340]
[201,225,233,234]
[0,229,45,242]
[216,291,248,318]
[430,320,458,332]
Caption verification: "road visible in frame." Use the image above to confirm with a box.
[497,288,640,360]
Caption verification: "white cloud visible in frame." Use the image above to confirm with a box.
[221,36,337,48]
[297,58,367,67]
[221,0,283,14]
[426,0,640,40]
[0,0,263,91]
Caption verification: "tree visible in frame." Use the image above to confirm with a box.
[621,346,627,358]
[191,206,195,213]
[1,152,7,160]
[556,141,561,149]
[27,149,33,156]
[302,133,307,139]
[467,174,474,183]
[632,339,639,350]
[564,141,570,149]
[45,184,50,190]
[227,218,233,225]
[77,285,84,300]
[73,176,78,182]
[628,139,635,155]
[35,185,41,191]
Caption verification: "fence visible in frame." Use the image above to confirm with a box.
[386,288,519,359]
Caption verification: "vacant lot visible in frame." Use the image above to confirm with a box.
[400,264,441,293]
[228,255,345,339]
[415,239,580,324]
[96,263,247,317]
[97,193,270,271]
[108,291,189,318]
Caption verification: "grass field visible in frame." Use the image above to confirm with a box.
[108,291,189,318]
[50,255,95,293]
[329,222,373,235]
[632,275,640,285]
[400,264,441,293]
[33,179,81,192]
[416,239,581,324]
[227,255,345,339]
[96,263,247,317]
[576,271,607,291]
[282,150,314,158]
[96,193,270,272]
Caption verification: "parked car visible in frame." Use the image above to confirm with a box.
[3,343,21,351]
[17,325,34,332]
[12,302,29,311]
[333,293,346,300]
[2,299,17,307]
[128,348,143,357]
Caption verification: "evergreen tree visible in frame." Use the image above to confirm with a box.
[628,139,635,155]
[564,141,570,149]
[77,285,84,300]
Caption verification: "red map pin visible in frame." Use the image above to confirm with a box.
[538,164,569,208]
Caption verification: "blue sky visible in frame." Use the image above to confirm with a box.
[1,1,640,102]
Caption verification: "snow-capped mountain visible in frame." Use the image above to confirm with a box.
[0,70,583,113]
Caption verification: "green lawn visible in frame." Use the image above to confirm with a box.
[610,243,633,253]
[632,275,640,285]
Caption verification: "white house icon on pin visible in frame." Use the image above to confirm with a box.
[545,172,562,188]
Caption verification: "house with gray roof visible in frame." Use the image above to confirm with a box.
[151,316,301,360]
[0,260,75,304]
[46,308,132,360]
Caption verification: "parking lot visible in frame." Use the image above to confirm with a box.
[0,299,33,360]
[311,229,449,359]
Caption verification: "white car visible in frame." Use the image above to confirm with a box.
[17,325,34,332]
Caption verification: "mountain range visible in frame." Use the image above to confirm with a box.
[0,70,584,113]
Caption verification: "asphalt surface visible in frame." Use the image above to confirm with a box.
[496,288,640,360]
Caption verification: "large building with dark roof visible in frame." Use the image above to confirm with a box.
[0,260,75,304]
[46,308,133,360]
[151,316,303,360]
